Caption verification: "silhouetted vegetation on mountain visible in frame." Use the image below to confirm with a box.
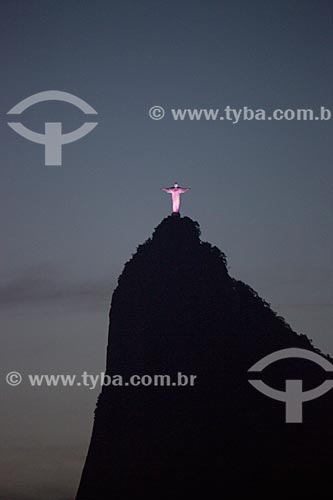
[76,215,332,499]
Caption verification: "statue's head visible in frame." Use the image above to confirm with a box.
[174,182,179,188]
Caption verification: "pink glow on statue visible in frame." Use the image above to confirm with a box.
[161,182,190,213]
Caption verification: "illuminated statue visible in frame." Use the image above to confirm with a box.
[161,182,190,213]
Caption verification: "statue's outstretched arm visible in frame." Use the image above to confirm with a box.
[180,188,190,193]
[161,188,172,193]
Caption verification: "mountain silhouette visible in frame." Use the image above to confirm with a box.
[76,215,333,498]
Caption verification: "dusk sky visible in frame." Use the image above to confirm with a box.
[1,1,333,498]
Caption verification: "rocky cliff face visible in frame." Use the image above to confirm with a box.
[76,215,332,498]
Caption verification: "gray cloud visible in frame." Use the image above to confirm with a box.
[0,270,115,309]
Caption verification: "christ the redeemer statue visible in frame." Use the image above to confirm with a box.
[161,182,190,213]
